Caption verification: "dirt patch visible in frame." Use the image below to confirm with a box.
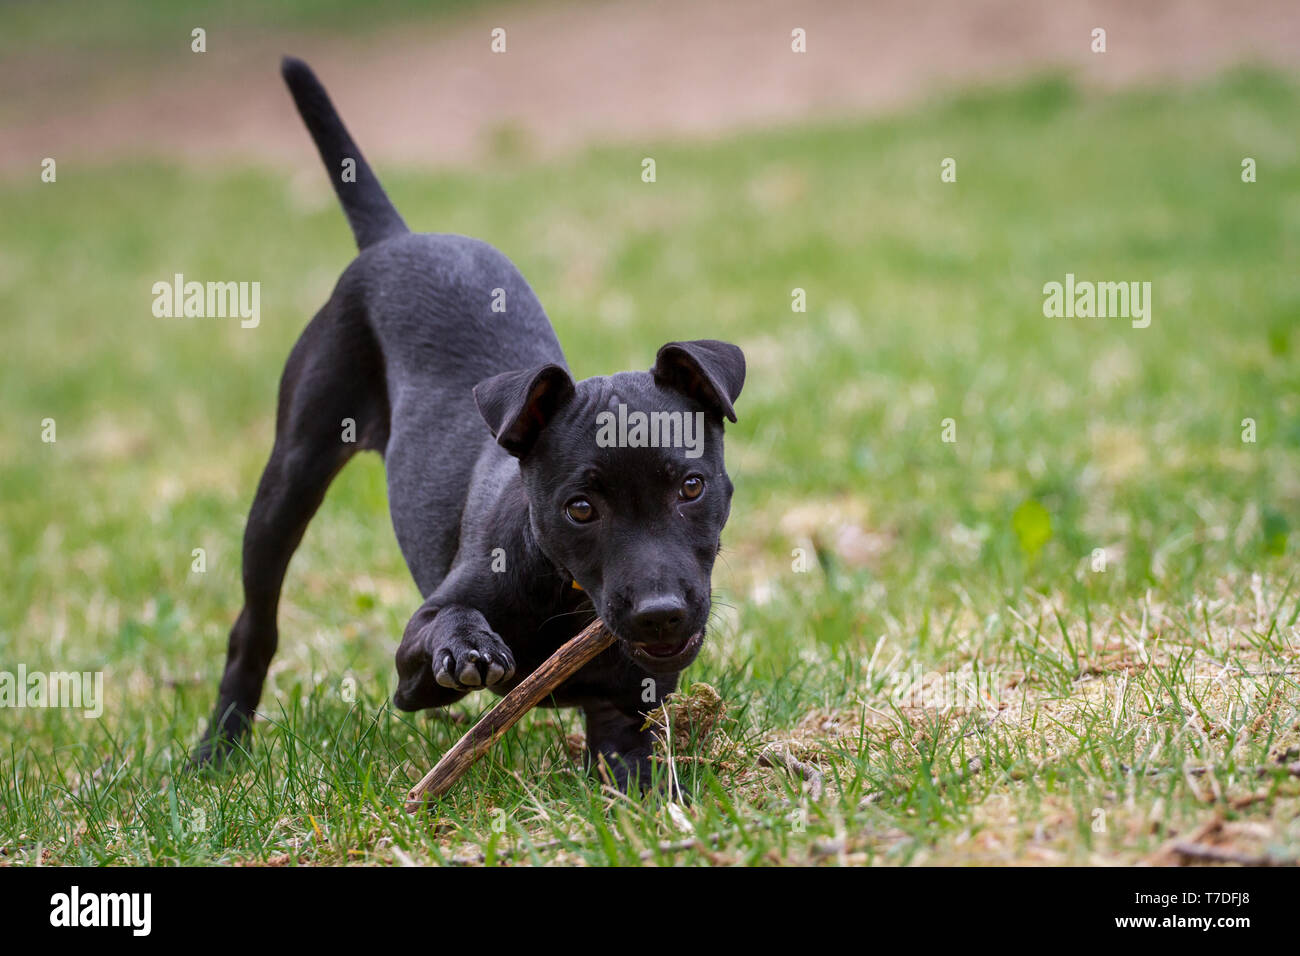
[2,0,1298,175]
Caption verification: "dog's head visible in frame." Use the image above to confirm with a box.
[474,340,744,674]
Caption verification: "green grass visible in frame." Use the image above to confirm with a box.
[2,68,1299,865]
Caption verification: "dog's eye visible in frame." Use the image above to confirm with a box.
[679,476,705,500]
[565,499,596,523]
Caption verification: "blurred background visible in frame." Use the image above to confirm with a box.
[4,1,1300,169]
[2,0,1298,865]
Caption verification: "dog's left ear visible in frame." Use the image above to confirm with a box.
[652,340,746,423]
[474,364,576,457]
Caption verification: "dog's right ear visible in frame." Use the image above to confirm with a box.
[473,364,576,457]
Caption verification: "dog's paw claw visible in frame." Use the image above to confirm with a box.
[456,650,484,687]
[433,650,457,689]
[432,630,514,691]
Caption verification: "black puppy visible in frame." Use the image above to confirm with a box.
[193,59,745,791]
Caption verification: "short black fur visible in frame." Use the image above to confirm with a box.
[193,58,746,792]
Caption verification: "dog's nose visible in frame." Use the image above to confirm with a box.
[629,594,688,642]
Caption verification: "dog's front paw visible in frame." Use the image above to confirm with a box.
[395,603,516,709]
[432,622,515,691]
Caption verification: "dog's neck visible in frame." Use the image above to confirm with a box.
[499,476,586,606]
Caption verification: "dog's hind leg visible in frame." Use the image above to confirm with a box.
[192,293,389,766]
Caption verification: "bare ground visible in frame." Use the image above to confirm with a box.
[2,0,1299,174]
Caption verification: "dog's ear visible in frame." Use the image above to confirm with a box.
[652,340,746,423]
[474,364,576,457]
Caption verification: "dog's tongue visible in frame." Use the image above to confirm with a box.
[645,642,680,658]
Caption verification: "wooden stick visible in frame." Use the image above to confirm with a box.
[405,619,615,811]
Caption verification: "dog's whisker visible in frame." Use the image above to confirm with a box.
[537,608,599,629]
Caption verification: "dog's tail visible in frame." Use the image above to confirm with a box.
[281,56,408,250]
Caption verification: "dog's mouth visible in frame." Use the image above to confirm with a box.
[625,630,704,673]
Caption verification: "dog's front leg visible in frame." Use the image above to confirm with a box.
[394,600,516,711]
[583,699,659,793]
